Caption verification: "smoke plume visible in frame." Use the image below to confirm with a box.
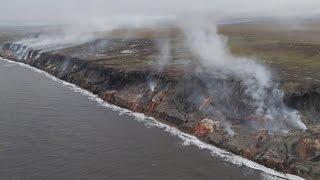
[179,16,307,132]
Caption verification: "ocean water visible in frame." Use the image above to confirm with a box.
[0,58,302,180]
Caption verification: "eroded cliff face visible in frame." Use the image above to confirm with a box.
[283,82,320,123]
[1,41,320,179]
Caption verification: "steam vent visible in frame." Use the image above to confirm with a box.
[1,20,320,179]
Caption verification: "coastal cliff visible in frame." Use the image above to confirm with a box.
[1,38,320,179]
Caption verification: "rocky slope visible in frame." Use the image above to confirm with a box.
[1,38,320,179]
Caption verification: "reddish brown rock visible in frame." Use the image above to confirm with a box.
[242,147,259,159]
[296,137,314,160]
[194,118,220,137]
[253,129,269,148]
[102,90,117,102]
[148,91,166,112]
[263,152,286,171]
[127,94,142,112]
[3,50,13,58]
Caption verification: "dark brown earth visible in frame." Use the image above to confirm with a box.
[1,21,320,179]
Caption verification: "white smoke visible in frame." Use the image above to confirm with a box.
[156,38,172,70]
[147,38,171,92]
[15,15,175,52]
[148,80,157,92]
[179,16,307,132]
[17,34,94,52]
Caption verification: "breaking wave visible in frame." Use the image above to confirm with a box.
[0,57,304,180]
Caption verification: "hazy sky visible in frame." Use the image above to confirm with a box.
[1,0,320,24]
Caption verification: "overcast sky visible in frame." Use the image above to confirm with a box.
[0,0,320,25]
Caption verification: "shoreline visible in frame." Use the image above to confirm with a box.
[2,36,320,179]
[0,57,304,180]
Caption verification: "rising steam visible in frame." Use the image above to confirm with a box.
[179,16,307,132]
[156,38,171,70]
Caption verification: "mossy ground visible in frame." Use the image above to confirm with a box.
[219,21,320,84]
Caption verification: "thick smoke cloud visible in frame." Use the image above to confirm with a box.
[179,16,307,132]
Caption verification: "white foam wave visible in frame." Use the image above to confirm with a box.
[0,57,304,180]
